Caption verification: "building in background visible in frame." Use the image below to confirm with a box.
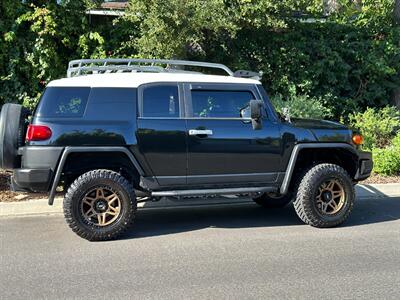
[86,1,128,25]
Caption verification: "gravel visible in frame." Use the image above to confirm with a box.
[0,170,47,202]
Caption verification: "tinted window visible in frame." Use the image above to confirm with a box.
[142,85,179,118]
[191,90,254,118]
[85,88,136,121]
[36,87,90,118]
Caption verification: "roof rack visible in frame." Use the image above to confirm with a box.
[67,58,262,80]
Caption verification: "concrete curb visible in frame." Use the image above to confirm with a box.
[0,183,399,217]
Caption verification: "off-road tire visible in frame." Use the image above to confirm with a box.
[0,104,29,169]
[253,192,293,208]
[293,163,354,228]
[63,169,136,241]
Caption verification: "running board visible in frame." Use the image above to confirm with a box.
[151,186,276,197]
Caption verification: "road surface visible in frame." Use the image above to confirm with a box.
[1,197,400,299]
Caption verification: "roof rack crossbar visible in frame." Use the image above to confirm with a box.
[67,58,235,78]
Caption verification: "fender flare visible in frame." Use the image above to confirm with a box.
[279,143,358,195]
[48,146,144,205]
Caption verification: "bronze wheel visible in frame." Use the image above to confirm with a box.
[293,163,355,228]
[316,179,345,215]
[64,170,136,241]
[81,187,122,226]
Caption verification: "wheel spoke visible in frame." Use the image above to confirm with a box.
[321,202,328,213]
[85,209,96,218]
[97,213,106,225]
[328,201,338,211]
[107,195,119,205]
[108,205,118,212]
[332,190,342,199]
[96,188,105,199]
[83,198,94,206]
[107,209,118,216]
[326,180,335,191]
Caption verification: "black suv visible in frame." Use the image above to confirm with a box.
[0,58,372,241]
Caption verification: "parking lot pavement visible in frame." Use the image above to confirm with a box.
[1,196,399,299]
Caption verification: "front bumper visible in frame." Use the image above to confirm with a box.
[354,150,373,181]
[11,168,52,192]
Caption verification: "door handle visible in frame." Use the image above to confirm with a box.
[188,129,213,136]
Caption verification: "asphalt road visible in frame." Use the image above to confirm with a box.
[1,197,400,300]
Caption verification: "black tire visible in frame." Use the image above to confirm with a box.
[0,103,29,169]
[293,163,355,228]
[63,169,136,241]
[253,191,293,208]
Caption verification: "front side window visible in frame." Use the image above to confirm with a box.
[142,85,179,118]
[191,90,254,118]
[36,87,90,118]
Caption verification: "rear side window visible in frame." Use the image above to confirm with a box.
[36,87,90,118]
[191,90,254,118]
[141,85,179,118]
[84,88,136,121]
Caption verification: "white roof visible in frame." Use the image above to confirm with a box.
[47,72,261,88]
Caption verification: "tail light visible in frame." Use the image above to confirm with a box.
[352,134,363,145]
[26,125,52,141]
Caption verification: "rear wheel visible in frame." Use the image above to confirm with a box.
[63,169,136,241]
[252,191,293,208]
[293,163,354,228]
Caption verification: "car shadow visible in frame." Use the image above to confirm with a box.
[120,197,400,240]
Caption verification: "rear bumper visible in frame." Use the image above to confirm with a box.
[354,150,373,181]
[11,168,52,192]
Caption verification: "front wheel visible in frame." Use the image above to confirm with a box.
[293,163,355,228]
[63,170,136,241]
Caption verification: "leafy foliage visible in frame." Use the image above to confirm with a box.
[0,0,399,120]
[348,106,400,149]
[372,143,400,176]
[270,89,332,119]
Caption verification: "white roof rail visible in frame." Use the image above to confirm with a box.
[67,58,262,80]
[67,58,232,77]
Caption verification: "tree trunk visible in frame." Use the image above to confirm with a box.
[395,0,400,24]
[324,0,340,15]
[393,1,400,109]
[392,88,400,109]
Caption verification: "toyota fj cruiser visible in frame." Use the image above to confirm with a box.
[0,58,373,241]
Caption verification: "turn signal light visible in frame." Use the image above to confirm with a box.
[26,125,52,141]
[352,134,363,145]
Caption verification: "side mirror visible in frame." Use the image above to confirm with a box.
[249,99,263,130]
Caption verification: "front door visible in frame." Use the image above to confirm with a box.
[185,83,282,186]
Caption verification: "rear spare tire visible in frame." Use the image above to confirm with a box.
[0,103,29,169]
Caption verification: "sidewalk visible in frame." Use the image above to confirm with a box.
[0,183,399,217]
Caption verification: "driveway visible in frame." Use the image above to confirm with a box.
[1,196,400,299]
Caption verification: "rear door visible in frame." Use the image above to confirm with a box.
[185,83,282,186]
[136,83,187,186]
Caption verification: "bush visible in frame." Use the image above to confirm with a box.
[348,106,400,150]
[372,132,400,176]
[392,133,400,148]
[372,147,400,176]
[270,93,332,120]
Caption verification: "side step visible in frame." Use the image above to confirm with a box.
[151,186,276,197]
